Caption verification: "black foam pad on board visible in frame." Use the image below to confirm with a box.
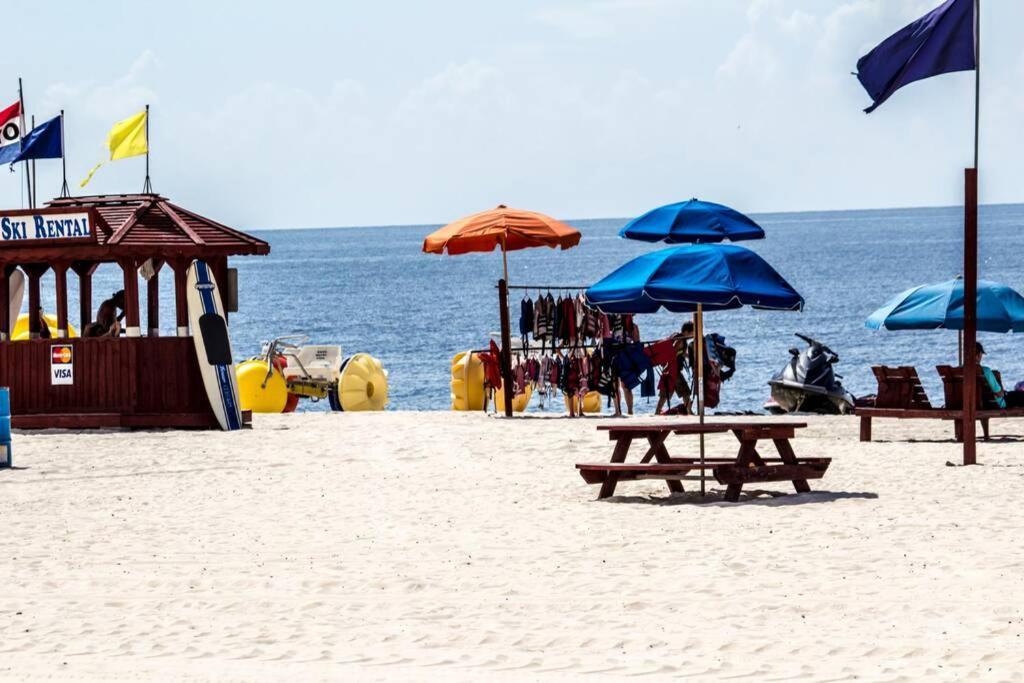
[199,313,233,366]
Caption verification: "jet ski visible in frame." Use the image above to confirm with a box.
[765,333,855,415]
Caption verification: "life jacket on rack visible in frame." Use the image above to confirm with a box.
[705,333,737,381]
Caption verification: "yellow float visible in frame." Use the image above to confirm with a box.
[11,313,78,340]
[450,350,486,411]
[235,359,289,413]
[336,353,389,412]
[495,381,532,413]
[563,390,603,415]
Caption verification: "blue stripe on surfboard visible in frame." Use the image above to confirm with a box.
[195,261,241,431]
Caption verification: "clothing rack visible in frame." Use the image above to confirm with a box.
[500,284,590,291]
[470,338,669,355]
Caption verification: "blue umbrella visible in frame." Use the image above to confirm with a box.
[866,278,1024,333]
[586,244,804,314]
[619,198,765,244]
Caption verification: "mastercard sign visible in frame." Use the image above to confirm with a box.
[50,344,73,386]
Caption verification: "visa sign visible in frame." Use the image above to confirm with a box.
[50,344,73,385]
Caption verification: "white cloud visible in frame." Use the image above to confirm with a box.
[533,0,680,39]
[396,60,504,122]
[718,34,778,83]
[43,50,159,121]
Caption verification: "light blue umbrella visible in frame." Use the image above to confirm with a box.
[866,278,1024,333]
[619,198,765,244]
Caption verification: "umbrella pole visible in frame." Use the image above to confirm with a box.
[696,304,705,497]
[502,242,509,284]
[498,240,514,418]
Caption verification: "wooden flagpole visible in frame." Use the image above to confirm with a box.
[960,0,980,465]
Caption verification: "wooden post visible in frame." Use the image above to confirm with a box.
[23,264,48,339]
[120,259,141,338]
[498,278,514,417]
[72,262,97,332]
[172,258,189,336]
[962,168,978,465]
[146,260,164,337]
[53,263,69,338]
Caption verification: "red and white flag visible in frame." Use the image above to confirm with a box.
[0,101,22,149]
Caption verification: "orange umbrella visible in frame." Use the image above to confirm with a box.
[424,205,581,417]
[423,204,581,281]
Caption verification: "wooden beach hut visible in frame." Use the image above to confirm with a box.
[0,193,269,429]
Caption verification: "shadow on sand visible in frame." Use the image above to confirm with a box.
[875,434,1024,445]
[600,489,879,507]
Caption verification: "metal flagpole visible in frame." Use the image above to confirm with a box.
[17,78,32,209]
[59,110,69,198]
[30,115,36,208]
[142,103,152,194]
[961,0,981,465]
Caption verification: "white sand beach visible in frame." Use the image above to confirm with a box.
[2,412,1023,681]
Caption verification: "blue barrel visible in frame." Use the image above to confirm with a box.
[0,386,11,467]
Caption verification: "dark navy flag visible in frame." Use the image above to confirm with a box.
[12,114,62,162]
[856,0,976,113]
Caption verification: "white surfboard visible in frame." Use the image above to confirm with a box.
[8,269,24,335]
[186,260,242,431]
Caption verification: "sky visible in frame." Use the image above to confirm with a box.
[2,0,1022,230]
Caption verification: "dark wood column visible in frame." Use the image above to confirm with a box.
[146,259,164,337]
[0,264,11,341]
[53,262,70,338]
[72,262,98,332]
[172,258,190,336]
[23,264,49,339]
[120,258,141,337]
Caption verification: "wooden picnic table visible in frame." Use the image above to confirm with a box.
[576,421,830,502]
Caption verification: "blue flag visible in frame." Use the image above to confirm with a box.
[12,114,62,162]
[856,0,976,113]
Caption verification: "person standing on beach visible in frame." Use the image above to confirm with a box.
[613,316,640,416]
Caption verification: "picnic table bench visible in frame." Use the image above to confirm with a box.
[576,421,829,502]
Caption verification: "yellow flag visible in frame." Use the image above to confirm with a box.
[107,110,147,160]
[79,162,103,188]
[79,110,149,187]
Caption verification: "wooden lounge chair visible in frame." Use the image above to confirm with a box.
[871,366,933,410]
[859,363,1024,442]
[858,366,939,441]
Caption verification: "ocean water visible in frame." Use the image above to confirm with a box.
[50,204,1024,414]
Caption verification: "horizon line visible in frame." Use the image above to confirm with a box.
[249,200,1024,233]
